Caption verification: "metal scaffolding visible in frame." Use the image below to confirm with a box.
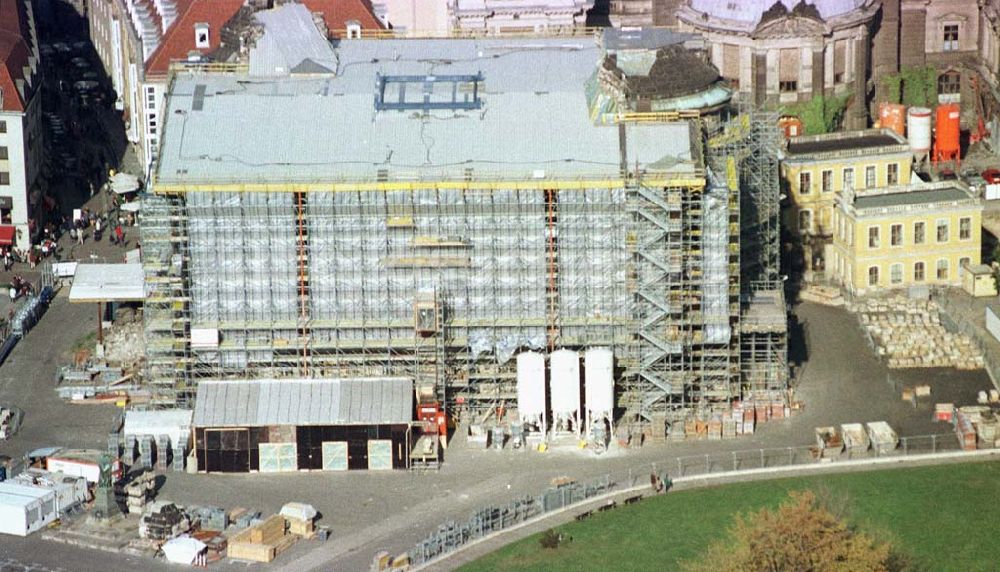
[142,113,784,424]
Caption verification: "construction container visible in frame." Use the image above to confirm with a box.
[815,426,844,459]
[841,423,869,452]
[935,403,954,422]
[707,415,722,440]
[954,410,977,451]
[865,421,898,454]
[934,103,961,164]
[778,115,804,138]
[907,106,932,158]
[878,103,906,137]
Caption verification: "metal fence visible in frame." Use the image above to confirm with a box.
[402,431,965,569]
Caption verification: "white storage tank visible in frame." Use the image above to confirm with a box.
[550,349,582,434]
[584,348,614,427]
[907,106,932,159]
[516,351,546,432]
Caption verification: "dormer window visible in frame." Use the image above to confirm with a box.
[346,20,361,39]
[194,23,210,49]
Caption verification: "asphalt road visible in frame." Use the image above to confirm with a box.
[0,299,993,571]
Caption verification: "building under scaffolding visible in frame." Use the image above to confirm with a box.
[143,34,786,429]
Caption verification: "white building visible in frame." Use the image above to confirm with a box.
[451,0,594,33]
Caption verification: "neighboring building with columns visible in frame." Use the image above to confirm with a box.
[450,0,595,33]
[676,0,881,129]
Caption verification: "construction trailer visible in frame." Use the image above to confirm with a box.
[144,35,785,432]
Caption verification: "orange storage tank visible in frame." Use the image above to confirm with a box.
[777,116,804,138]
[934,103,961,165]
[878,103,906,137]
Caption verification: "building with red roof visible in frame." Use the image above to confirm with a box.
[0,0,42,250]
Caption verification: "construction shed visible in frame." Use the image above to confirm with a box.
[191,378,414,472]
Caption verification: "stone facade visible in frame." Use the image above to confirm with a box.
[675,0,880,129]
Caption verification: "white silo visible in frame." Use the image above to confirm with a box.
[516,351,547,434]
[907,106,932,161]
[584,347,615,435]
[549,349,582,434]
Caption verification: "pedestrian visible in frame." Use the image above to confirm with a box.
[115,224,123,246]
[77,226,84,245]
[8,286,15,303]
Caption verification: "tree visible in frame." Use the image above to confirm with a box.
[900,66,938,108]
[683,491,897,572]
[783,94,851,136]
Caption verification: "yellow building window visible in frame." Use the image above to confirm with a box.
[936,259,949,280]
[865,165,876,188]
[798,210,813,234]
[799,172,812,195]
[868,226,880,248]
[887,163,899,185]
[890,263,903,284]
[821,170,833,193]
[914,221,925,244]
[914,261,925,282]
[868,266,879,286]
[843,168,854,190]
[890,224,902,246]
[936,220,949,242]
[960,217,971,240]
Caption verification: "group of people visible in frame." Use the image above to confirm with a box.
[67,208,128,247]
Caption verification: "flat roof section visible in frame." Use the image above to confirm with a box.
[854,188,972,210]
[786,133,903,156]
[155,38,698,186]
[68,263,145,303]
[192,378,414,427]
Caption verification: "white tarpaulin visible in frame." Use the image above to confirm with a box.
[280,502,317,522]
[161,536,206,565]
[111,173,140,194]
[68,263,144,302]
[123,410,193,448]
[120,201,141,212]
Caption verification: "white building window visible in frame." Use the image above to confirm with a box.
[194,23,210,49]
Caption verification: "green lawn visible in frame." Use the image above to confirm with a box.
[464,460,1000,572]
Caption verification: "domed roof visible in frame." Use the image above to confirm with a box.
[688,0,868,24]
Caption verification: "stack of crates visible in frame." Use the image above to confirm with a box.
[156,436,170,472]
[125,435,138,465]
[108,432,120,457]
[138,435,153,469]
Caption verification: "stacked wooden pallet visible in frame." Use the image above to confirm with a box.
[851,296,984,370]
[227,515,298,563]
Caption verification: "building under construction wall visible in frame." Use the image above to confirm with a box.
[143,31,786,432]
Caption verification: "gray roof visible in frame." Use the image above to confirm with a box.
[155,38,698,185]
[601,27,704,51]
[785,132,907,157]
[249,4,337,77]
[854,188,973,210]
[192,378,413,427]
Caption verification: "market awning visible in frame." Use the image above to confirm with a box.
[68,263,145,302]
[0,226,16,246]
[193,378,414,428]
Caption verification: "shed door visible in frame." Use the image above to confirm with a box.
[259,442,298,472]
[321,441,349,471]
[203,429,250,473]
[367,440,393,470]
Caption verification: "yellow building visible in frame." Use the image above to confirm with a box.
[781,128,911,273]
[829,182,982,295]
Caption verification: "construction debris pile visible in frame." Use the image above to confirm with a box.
[103,321,144,365]
[950,404,1000,450]
[850,296,984,370]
